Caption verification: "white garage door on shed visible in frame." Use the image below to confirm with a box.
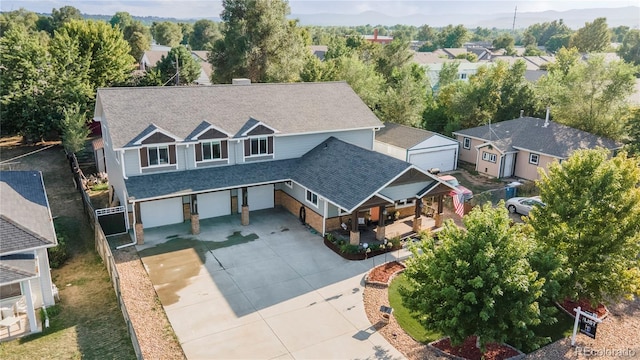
[248,184,274,211]
[198,191,231,219]
[140,197,183,228]
[408,148,457,172]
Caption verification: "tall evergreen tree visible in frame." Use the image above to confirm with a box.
[570,17,611,53]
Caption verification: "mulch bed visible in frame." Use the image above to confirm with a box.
[559,298,608,318]
[431,336,521,360]
[367,261,405,283]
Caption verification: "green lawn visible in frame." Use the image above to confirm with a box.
[388,274,442,343]
[388,273,574,352]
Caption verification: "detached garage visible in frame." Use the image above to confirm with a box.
[374,122,458,172]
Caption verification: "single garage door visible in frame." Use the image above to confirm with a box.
[198,191,231,219]
[248,184,274,211]
[409,148,456,172]
[140,197,183,228]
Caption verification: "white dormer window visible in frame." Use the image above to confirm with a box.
[250,137,269,155]
[148,146,169,166]
[202,141,222,160]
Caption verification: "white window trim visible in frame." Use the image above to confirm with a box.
[198,140,223,162]
[247,136,271,157]
[145,145,170,167]
[482,151,497,163]
[529,153,540,165]
[305,189,319,207]
[463,137,471,150]
[395,198,416,209]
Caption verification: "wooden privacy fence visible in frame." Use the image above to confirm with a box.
[68,152,143,360]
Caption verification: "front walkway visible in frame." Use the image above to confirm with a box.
[136,208,407,359]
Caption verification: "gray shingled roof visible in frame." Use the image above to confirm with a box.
[0,254,37,285]
[453,117,622,158]
[0,171,57,254]
[126,137,415,212]
[97,82,383,149]
[375,122,443,149]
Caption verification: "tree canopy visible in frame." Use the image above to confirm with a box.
[402,202,555,351]
[618,29,640,66]
[529,149,640,305]
[189,19,221,50]
[152,21,182,47]
[536,47,638,140]
[210,0,306,83]
[570,17,610,53]
[156,46,202,85]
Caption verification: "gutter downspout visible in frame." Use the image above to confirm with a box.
[116,200,137,249]
[322,199,328,235]
[120,150,127,179]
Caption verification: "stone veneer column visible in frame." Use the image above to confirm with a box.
[191,213,200,235]
[135,223,144,245]
[375,224,386,241]
[434,213,443,228]
[350,230,360,245]
[412,216,422,232]
[241,205,250,226]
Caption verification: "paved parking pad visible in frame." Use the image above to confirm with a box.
[138,209,405,359]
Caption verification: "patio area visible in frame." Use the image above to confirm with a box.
[0,311,40,342]
[328,214,437,246]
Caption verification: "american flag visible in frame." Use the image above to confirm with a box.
[452,192,465,218]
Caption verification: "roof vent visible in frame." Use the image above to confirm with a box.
[543,106,550,128]
[232,78,251,86]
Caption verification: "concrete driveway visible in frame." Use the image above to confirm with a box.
[137,209,405,360]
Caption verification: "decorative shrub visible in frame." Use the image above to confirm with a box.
[48,232,69,269]
[339,243,361,254]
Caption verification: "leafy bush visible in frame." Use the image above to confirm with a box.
[389,236,402,249]
[48,232,69,269]
[339,243,361,254]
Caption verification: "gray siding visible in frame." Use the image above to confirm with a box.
[102,122,128,209]
[274,129,375,160]
[123,149,141,176]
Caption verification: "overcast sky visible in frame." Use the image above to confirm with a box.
[1,0,637,19]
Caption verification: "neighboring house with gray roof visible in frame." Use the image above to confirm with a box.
[0,171,58,336]
[374,123,459,172]
[452,116,622,180]
[94,81,456,245]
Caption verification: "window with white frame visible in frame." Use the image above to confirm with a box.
[529,153,539,165]
[201,141,222,161]
[395,198,415,208]
[250,137,268,155]
[148,145,169,166]
[463,137,471,149]
[482,151,497,163]
[460,73,467,80]
[306,189,318,206]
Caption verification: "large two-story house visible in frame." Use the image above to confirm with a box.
[94,81,456,246]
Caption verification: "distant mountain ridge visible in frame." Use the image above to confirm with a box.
[291,6,640,29]
[28,6,639,29]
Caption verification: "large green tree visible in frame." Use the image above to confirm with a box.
[52,20,135,89]
[529,149,640,305]
[123,21,152,61]
[618,29,640,66]
[189,19,221,50]
[437,24,469,48]
[0,25,55,138]
[210,0,306,83]
[61,104,90,155]
[536,47,638,140]
[152,21,182,47]
[155,46,201,85]
[402,202,555,351]
[377,64,428,126]
[570,17,610,53]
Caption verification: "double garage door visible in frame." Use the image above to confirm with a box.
[139,185,274,229]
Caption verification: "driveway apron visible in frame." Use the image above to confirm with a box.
[137,209,405,359]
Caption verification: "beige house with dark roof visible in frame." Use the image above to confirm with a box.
[453,116,622,180]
